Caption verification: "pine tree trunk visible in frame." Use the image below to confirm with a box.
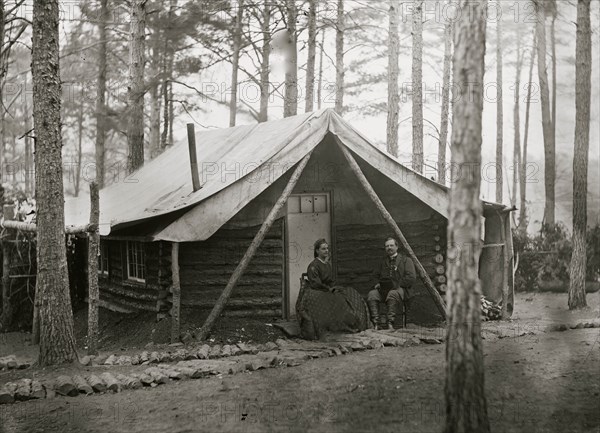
[75,87,84,197]
[411,0,423,173]
[11,134,16,183]
[149,25,162,157]
[95,0,108,188]
[438,0,453,185]
[568,0,591,310]
[305,0,317,113]
[551,12,557,150]
[444,0,490,431]
[87,183,100,355]
[160,0,176,150]
[127,0,147,173]
[168,79,174,146]
[534,0,555,226]
[24,72,32,195]
[495,13,503,203]
[512,29,522,210]
[167,1,177,146]
[0,0,5,87]
[519,32,536,234]
[0,0,5,180]
[258,0,271,123]
[386,0,400,157]
[317,29,325,110]
[335,0,344,114]
[283,0,298,117]
[32,0,78,366]
[229,0,243,126]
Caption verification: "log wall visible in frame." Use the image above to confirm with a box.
[335,214,447,324]
[98,239,169,313]
[178,220,284,317]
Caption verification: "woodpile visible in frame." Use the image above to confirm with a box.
[481,296,502,321]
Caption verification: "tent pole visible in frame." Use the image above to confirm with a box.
[336,142,447,319]
[170,242,181,343]
[196,152,314,341]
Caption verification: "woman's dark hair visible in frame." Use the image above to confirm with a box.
[313,238,328,258]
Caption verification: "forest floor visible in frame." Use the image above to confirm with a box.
[1,292,599,433]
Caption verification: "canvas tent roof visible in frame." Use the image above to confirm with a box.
[64,108,505,242]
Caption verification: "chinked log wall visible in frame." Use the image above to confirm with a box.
[177,220,284,317]
[335,212,447,324]
[98,240,170,313]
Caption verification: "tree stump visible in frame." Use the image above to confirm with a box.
[99,372,121,392]
[149,351,160,364]
[196,345,210,359]
[116,374,142,390]
[14,379,32,401]
[208,345,222,359]
[31,380,45,399]
[88,375,106,393]
[220,345,233,357]
[145,367,168,384]
[55,376,78,396]
[136,373,154,386]
[0,383,17,404]
[72,375,93,395]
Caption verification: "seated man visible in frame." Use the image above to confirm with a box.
[367,237,416,330]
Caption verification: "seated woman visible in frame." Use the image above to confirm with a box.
[296,239,370,340]
[306,239,335,292]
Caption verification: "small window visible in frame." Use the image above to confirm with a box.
[313,195,327,213]
[98,241,109,276]
[126,241,146,282]
[300,196,313,213]
[287,196,300,213]
[287,194,329,214]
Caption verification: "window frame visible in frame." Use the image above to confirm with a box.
[126,241,146,283]
[98,240,109,276]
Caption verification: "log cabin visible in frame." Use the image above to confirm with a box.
[64,109,514,327]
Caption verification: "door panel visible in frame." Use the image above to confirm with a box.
[286,193,331,318]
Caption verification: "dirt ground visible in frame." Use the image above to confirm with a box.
[1,327,598,433]
[1,292,599,433]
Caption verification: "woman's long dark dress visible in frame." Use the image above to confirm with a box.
[296,258,370,340]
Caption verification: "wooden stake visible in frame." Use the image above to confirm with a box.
[498,211,511,319]
[87,182,100,355]
[196,152,313,340]
[170,242,181,343]
[336,142,447,318]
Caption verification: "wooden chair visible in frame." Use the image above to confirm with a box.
[397,297,408,328]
